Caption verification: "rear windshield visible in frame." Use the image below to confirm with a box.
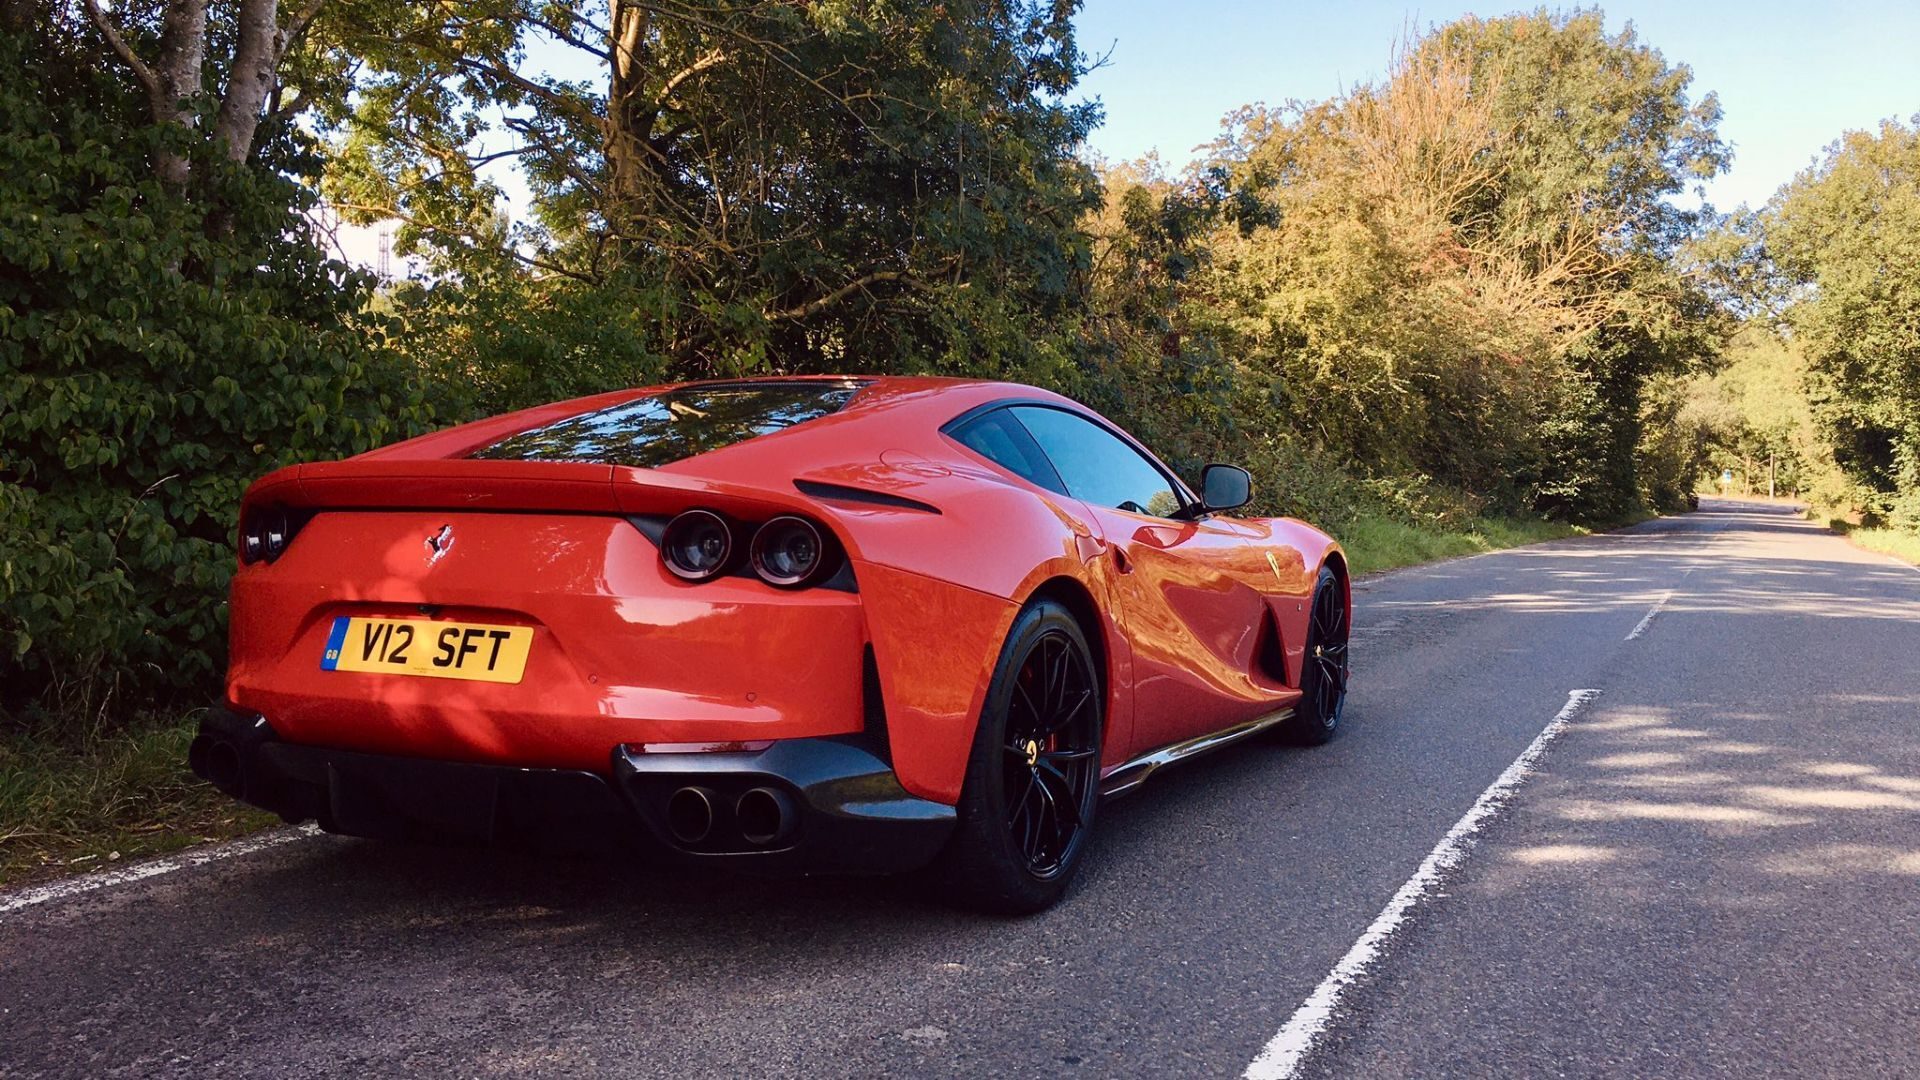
[470,380,867,469]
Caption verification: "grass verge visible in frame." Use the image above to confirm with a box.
[1835,525,1920,567]
[0,715,277,890]
[0,508,1633,893]
[1338,511,1593,577]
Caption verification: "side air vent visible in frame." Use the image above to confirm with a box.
[862,645,892,764]
[793,479,940,515]
[1256,610,1292,686]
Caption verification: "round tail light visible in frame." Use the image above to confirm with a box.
[240,521,266,564]
[263,508,290,560]
[240,507,291,564]
[750,515,832,588]
[661,509,735,581]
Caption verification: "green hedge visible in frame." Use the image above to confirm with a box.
[0,36,433,722]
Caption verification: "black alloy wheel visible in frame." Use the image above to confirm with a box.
[932,598,1103,915]
[1001,626,1102,877]
[1284,565,1350,744]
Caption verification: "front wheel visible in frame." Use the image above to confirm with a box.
[1282,565,1350,745]
[930,599,1104,916]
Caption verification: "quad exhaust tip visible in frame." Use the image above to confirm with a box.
[189,734,246,798]
[665,786,717,845]
[736,787,796,847]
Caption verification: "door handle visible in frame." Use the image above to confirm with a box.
[1073,533,1105,565]
[1112,547,1133,574]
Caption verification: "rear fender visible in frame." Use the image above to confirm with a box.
[855,563,1019,805]
[857,552,1117,807]
[827,466,1110,806]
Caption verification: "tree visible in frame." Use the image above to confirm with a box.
[1189,64,1537,483]
[1425,9,1730,519]
[0,14,432,719]
[1763,118,1920,528]
[1679,328,1848,505]
[322,0,1104,393]
[1167,12,1728,520]
[82,0,324,189]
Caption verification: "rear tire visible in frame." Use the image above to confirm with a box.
[929,599,1104,916]
[1282,565,1350,745]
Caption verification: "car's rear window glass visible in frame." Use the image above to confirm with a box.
[948,410,1067,494]
[470,381,867,468]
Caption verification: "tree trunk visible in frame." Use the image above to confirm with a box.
[151,0,210,186]
[214,0,283,162]
[605,1,649,216]
[87,0,306,188]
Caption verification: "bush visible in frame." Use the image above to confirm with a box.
[0,34,434,722]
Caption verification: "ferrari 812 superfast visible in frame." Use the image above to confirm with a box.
[192,377,1350,913]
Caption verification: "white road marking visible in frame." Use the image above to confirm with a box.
[1625,565,1697,641]
[1877,552,1920,580]
[1242,688,1602,1080]
[1625,590,1673,641]
[0,824,320,920]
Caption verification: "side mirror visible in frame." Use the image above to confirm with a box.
[1200,464,1252,513]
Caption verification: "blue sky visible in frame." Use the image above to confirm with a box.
[1073,1,1920,210]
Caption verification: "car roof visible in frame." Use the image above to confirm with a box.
[679,374,1058,409]
[358,375,1084,466]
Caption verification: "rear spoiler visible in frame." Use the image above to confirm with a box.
[245,460,822,522]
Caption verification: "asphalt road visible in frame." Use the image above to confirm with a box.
[4,498,1917,1078]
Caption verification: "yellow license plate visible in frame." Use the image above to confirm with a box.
[321,616,534,684]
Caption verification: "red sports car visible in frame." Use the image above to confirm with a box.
[192,377,1350,913]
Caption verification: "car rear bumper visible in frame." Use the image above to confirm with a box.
[188,705,956,875]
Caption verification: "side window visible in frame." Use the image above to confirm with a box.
[1009,406,1185,518]
[949,409,1067,494]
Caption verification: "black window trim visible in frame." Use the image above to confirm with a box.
[942,403,1070,495]
[939,398,1201,520]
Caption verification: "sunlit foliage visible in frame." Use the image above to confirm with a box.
[1764,119,1920,528]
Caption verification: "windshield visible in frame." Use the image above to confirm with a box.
[470,380,867,468]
